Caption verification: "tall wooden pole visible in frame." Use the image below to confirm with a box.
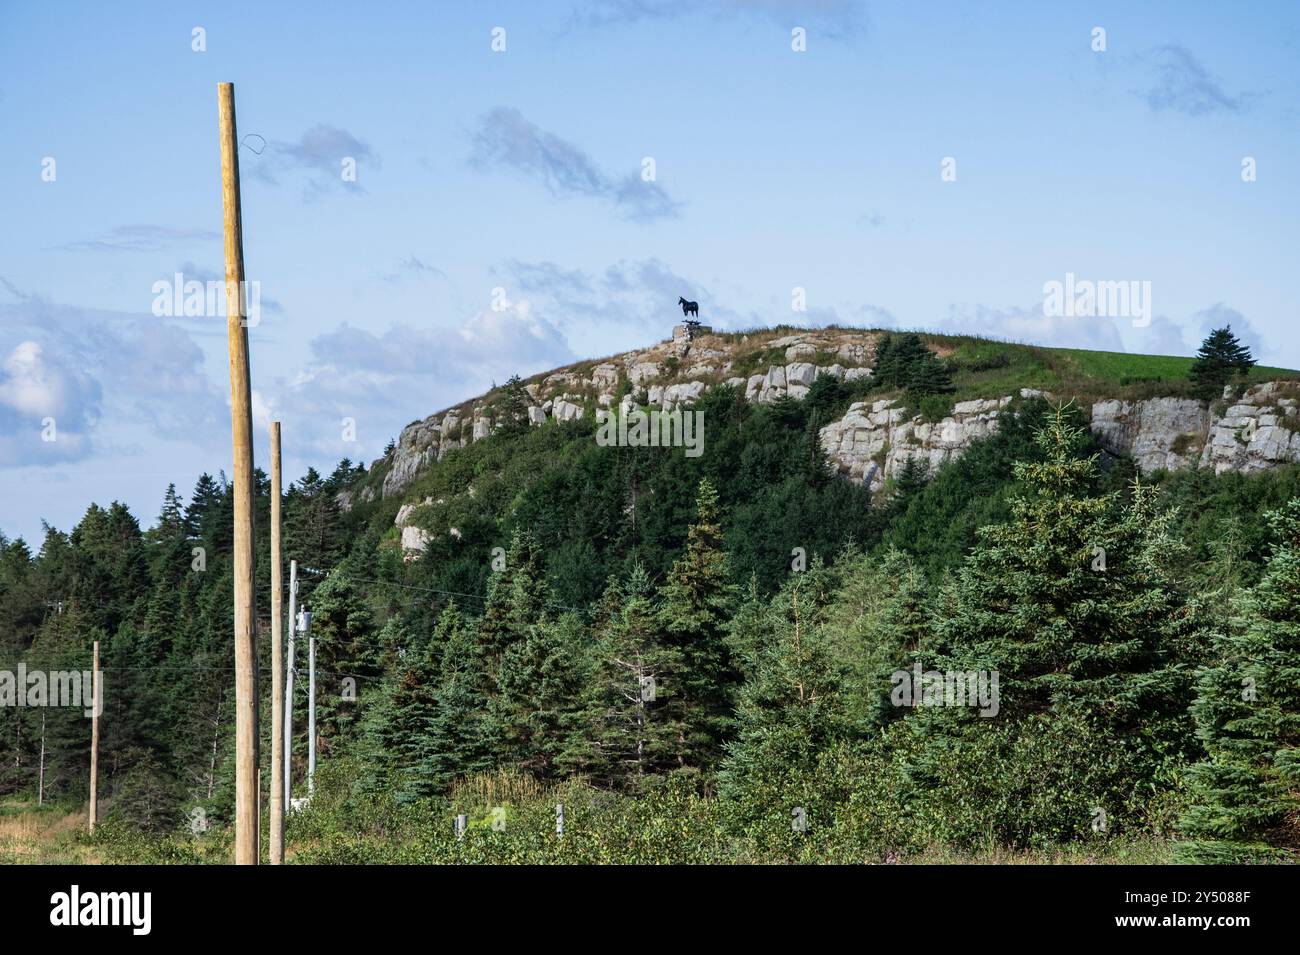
[219,81,259,865]
[269,421,285,863]
[88,640,99,832]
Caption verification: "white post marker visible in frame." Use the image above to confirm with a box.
[284,560,297,809]
[301,607,315,798]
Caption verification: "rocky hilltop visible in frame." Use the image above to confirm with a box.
[361,327,1300,525]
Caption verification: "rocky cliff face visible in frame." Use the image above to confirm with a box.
[817,381,1300,493]
[379,328,882,499]
[819,392,1035,492]
[1091,381,1300,475]
[372,327,1300,528]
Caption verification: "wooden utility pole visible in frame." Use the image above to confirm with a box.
[219,81,259,865]
[269,421,285,863]
[88,640,99,832]
[284,560,297,809]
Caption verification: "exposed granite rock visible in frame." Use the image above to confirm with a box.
[1092,382,1300,475]
[379,331,883,499]
[383,418,442,497]
[786,362,817,387]
[371,325,1300,514]
[660,380,706,411]
[395,499,433,558]
[837,342,869,364]
[818,381,1300,498]
[629,361,661,385]
[552,396,585,422]
[400,525,430,557]
[591,363,620,389]
[1090,398,1210,473]
[819,396,1010,492]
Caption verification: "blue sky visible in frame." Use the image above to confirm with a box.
[1,1,1297,543]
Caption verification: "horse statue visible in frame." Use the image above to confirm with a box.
[678,297,699,319]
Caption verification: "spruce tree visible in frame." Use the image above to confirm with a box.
[184,473,221,539]
[717,572,849,834]
[903,350,954,399]
[587,564,685,791]
[358,616,440,799]
[473,529,549,690]
[1189,326,1255,399]
[725,573,773,681]
[657,478,737,769]
[870,334,898,387]
[933,406,1187,718]
[493,612,594,778]
[910,406,1202,841]
[498,374,533,434]
[831,547,932,732]
[420,603,496,788]
[1180,499,1300,861]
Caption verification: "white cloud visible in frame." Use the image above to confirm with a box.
[0,298,225,468]
[930,304,1127,351]
[1191,304,1268,360]
[268,301,575,460]
[0,340,101,466]
[1136,317,1189,356]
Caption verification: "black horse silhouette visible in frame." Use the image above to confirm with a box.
[678,297,699,318]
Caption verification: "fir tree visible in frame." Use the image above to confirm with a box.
[870,333,952,397]
[184,473,221,538]
[828,547,933,732]
[933,405,1188,719]
[284,467,344,583]
[870,333,898,387]
[156,484,185,538]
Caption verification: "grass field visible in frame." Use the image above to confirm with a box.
[0,801,97,864]
[716,326,1300,409]
[906,334,1298,406]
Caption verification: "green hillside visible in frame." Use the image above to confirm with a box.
[3,329,1299,864]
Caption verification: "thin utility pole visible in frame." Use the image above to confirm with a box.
[306,608,316,797]
[269,421,285,864]
[218,80,259,865]
[38,712,45,806]
[88,640,99,832]
[284,560,297,809]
